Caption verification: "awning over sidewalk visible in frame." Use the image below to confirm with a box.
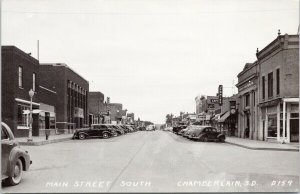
[218,111,230,123]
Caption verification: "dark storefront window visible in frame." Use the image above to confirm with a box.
[267,114,277,137]
[276,68,280,95]
[262,76,265,100]
[268,72,273,98]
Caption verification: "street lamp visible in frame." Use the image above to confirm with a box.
[27,89,34,142]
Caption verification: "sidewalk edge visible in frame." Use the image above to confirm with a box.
[225,141,299,152]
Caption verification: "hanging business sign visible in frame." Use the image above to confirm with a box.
[229,101,236,115]
[210,99,219,104]
[218,85,223,106]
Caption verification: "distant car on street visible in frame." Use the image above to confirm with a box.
[72,124,115,140]
[189,126,226,142]
[146,125,155,131]
[1,122,32,186]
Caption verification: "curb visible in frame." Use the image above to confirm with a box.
[19,137,72,146]
[225,141,299,152]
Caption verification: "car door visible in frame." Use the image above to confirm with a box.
[90,125,100,137]
[210,128,219,139]
[1,126,15,177]
[206,128,214,139]
[99,125,108,136]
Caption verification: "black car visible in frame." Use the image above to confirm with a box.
[72,124,115,140]
[107,125,125,136]
[189,126,225,142]
[172,125,187,134]
[2,122,32,186]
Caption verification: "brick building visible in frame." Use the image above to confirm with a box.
[108,103,127,124]
[1,46,56,137]
[88,91,105,125]
[257,33,299,143]
[39,63,89,131]
[236,62,259,140]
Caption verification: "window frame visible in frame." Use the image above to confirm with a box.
[262,76,265,100]
[267,72,273,98]
[32,72,36,91]
[18,66,23,88]
[276,68,280,95]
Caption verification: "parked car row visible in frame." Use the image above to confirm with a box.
[172,125,226,142]
[72,124,144,140]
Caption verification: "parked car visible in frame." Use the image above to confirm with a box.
[183,125,201,138]
[173,125,187,134]
[1,122,32,186]
[178,126,192,136]
[189,126,226,142]
[137,126,146,131]
[72,124,115,140]
[107,124,125,136]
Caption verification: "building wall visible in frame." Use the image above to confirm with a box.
[40,63,89,130]
[108,103,123,122]
[1,46,40,137]
[257,34,299,142]
[236,62,259,140]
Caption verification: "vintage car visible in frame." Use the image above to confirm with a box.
[1,122,32,186]
[189,126,226,142]
[72,124,116,140]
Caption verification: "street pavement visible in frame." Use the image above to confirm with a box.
[2,130,299,193]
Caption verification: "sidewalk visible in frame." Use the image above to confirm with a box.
[225,137,299,152]
[16,133,73,146]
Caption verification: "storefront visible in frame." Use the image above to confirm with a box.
[259,98,299,143]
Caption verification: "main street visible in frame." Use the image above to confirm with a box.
[2,130,299,193]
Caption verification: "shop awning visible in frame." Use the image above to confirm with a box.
[218,111,230,123]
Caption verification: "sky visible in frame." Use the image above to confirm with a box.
[1,0,299,124]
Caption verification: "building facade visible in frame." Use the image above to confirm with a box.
[1,46,57,137]
[257,34,299,143]
[39,63,89,132]
[88,91,105,125]
[236,62,259,140]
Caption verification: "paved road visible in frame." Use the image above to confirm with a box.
[2,130,299,193]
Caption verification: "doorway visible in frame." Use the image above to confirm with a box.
[290,119,299,142]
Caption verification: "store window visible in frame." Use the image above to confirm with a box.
[17,104,30,127]
[267,114,277,137]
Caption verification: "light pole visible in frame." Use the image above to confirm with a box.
[28,89,34,142]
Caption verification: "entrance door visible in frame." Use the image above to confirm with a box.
[290,119,299,142]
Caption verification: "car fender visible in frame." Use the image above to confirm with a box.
[198,133,208,139]
[78,132,89,137]
[102,130,112,135]
[217,134,225,139]
[7,147,30,177]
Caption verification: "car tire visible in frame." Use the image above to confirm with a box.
[6,159,23,186]
[78,133,86,140]
[219,136,225,142]
[103,132,109,139]
[202,136,208,142]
